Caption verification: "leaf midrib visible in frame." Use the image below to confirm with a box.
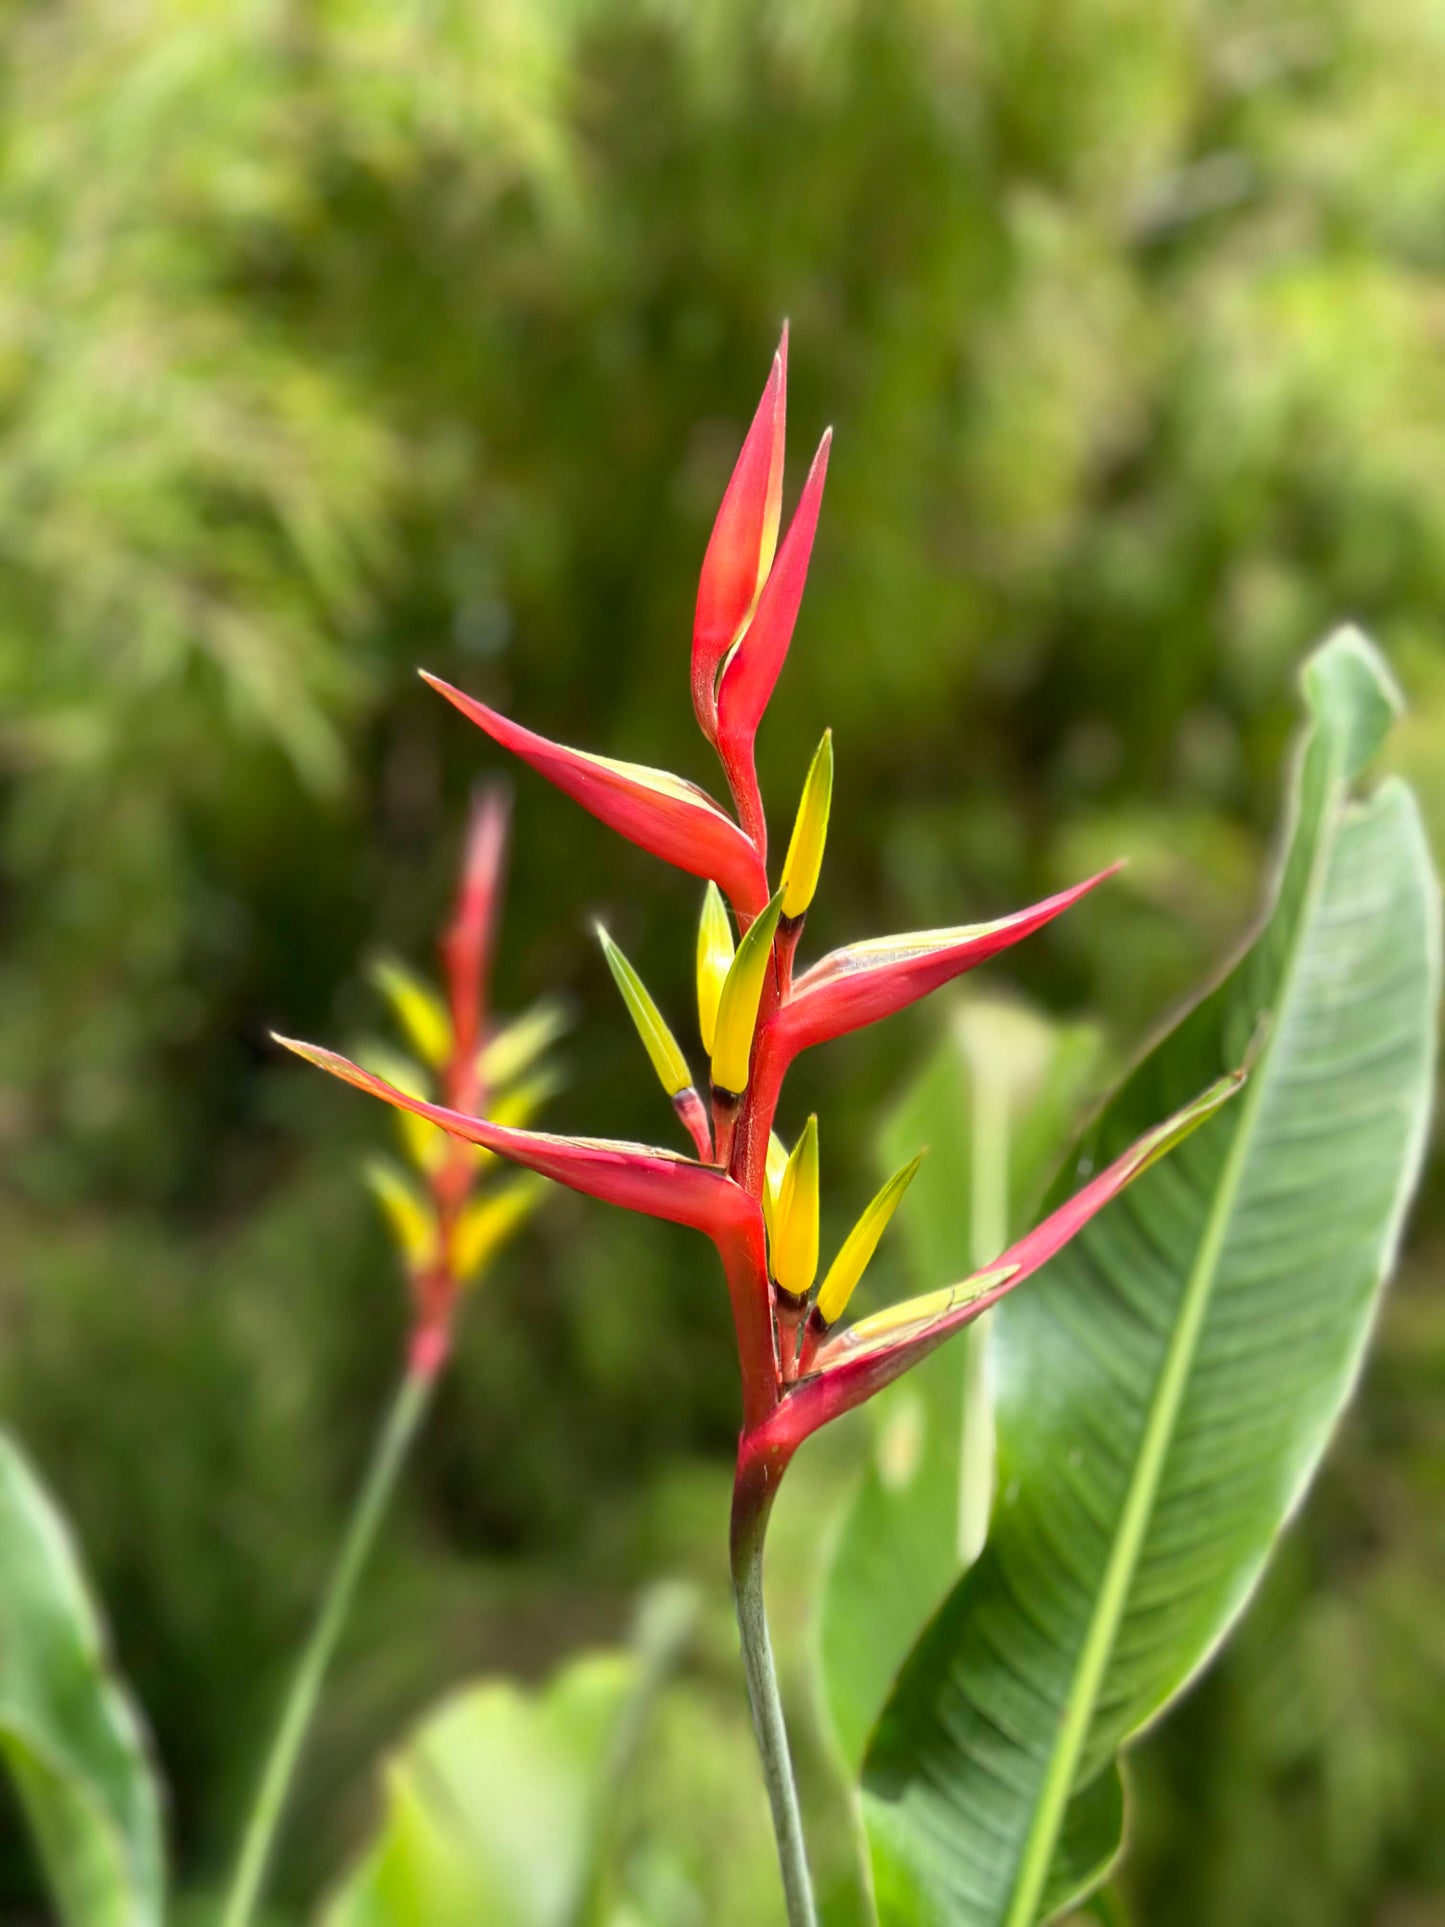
[1001,753,1346,1927]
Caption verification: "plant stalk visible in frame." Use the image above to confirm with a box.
[221,1359,436,1927]
[730,1470,817,1927]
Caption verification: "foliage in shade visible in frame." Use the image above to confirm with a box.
[0,1432,164,1927]
[859,631,1441,1923]
[322,1589,695,1927]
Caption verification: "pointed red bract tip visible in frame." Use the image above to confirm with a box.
[738,1067,1243,1466]
[420,673,770,920]
[775,867,1119,1060]
[714,428,831,785]
[273,1033,759,1243]
[442,784,510,1073]
[692,330,789,743]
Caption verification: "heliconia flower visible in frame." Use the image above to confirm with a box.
[696,882,735,1056]
[779,731,833,923]
[710,890,785,1103]
[286,331,1244,1511]
[693,327,788,744]
[597,924,712,1161]
[769,1115,818,1305]
[420,674,770,921]
[332,794,563,1376]
[811,1150,924,1331]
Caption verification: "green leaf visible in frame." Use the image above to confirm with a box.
[324,1586,694,1927]
[0,1430,165,1927]
[816,998,1100,1773]
[859,629,1440,1924]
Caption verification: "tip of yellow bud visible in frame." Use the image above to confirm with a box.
[815,1149,926,1329]
[780,730,833,921]
[369,957,453,1068]
[597,925,693,1101]
[771,1114,820,1300]
[364,1159,435,1270]
[696,882,735,1056]
[709,890,784,1097]
[761,1130,789,1239]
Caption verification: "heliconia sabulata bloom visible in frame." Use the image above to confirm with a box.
[346,788,561,1377]
[277,334,1243,1508]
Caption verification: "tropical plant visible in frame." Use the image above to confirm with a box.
[277,338,1256,1923]
[222,790,560,1925]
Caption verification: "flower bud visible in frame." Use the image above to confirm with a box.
[780,731,833,921]
[598,925,693,1100]
[814,1150,925,1329]
[771,1115,819,1302]
[710,890,784,1099]
[696,882,735,1056]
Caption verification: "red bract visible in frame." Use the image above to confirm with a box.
[281,335,1241,1490]
[692,326,787,746]
[421,673,770,922]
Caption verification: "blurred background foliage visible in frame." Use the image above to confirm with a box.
[0,0,1442,1918]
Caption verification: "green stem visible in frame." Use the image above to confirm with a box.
[730,1475,817,1927]
[221,1361,436,1927]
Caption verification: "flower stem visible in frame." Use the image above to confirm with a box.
[730,1471,817,1927]
[220,1359,437,1927]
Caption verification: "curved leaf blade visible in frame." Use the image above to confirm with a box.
[860,629,1440,1924]
[0,1431,165,1927]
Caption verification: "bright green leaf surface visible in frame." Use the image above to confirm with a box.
[860,630,1440,1924]
[324,1587,693,1927]
[0,1431,165,1927]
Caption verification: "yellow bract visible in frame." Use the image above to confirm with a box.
[761,1130,789,1238]
[695,882,735,1056]
[364,1160,435,1268]
[771,1115,819,1298]
[780,730,833,920]
[371,957,452,1068]
[479,1000,568,1091]
[597,926,692,1100]
[452,1181,540,1284]
[834,1264,1021,1359]
[709,890,784,1096]
[815,1151,926,1328]
[360,1046,447,1172]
